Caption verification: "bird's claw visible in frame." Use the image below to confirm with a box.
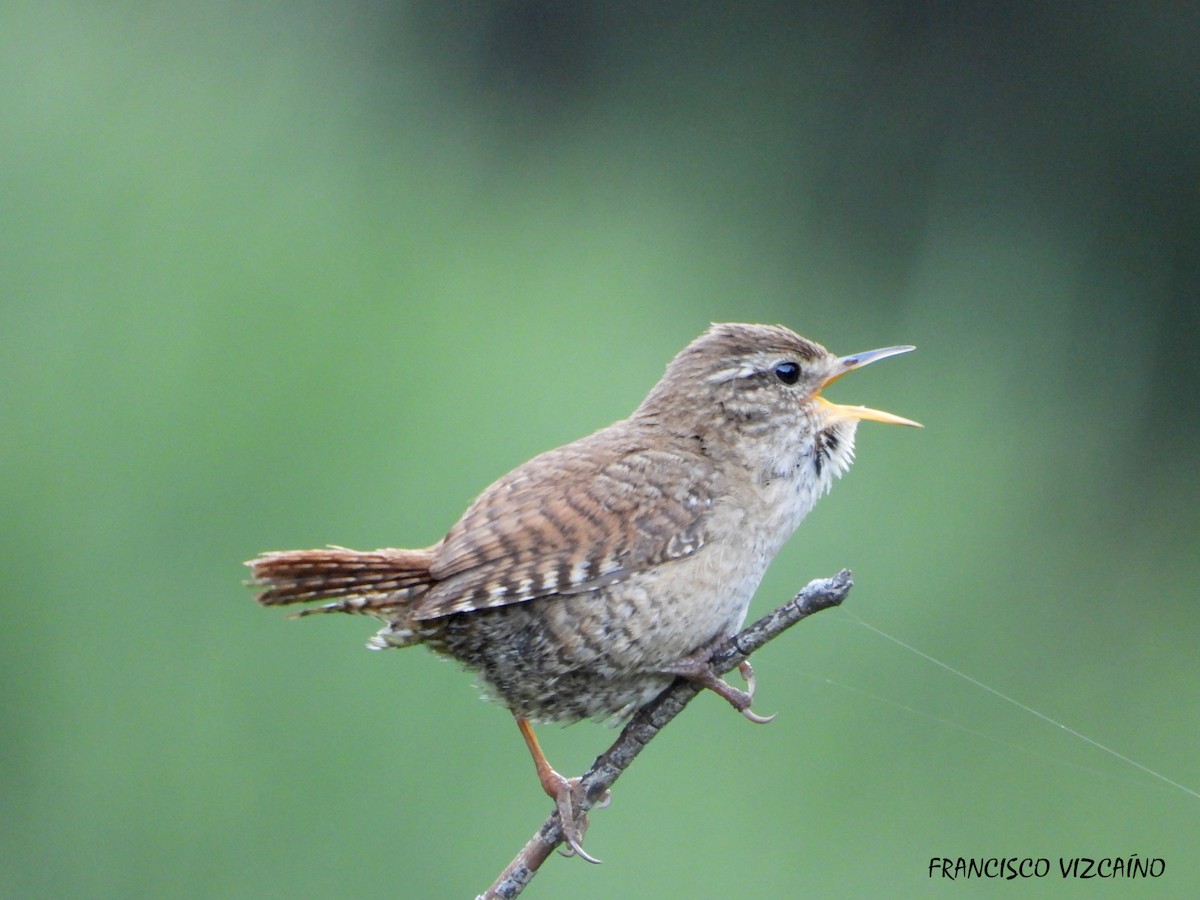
[734,659,776,723]
[661,653,776,724]
[551,776,605,864]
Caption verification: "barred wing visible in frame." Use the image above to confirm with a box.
[414,429,716,620]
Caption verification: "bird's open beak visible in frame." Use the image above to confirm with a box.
[816,345,922,427]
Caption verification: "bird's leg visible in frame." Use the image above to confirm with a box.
[660,649,776,724]
[516,716,607,864]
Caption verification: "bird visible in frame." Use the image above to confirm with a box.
[247,323,918,859]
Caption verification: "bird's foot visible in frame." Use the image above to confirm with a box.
[662,654,776,724]
[516,716,609,863]
[542,770,610,863]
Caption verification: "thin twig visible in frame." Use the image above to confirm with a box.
[480,569,853,899]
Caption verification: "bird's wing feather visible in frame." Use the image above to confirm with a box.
[414,427,717,620]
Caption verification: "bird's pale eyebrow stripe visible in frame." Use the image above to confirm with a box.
[705,362,759,383]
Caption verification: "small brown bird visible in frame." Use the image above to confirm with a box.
[248,323,918,858]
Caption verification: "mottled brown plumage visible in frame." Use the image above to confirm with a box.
[248,323,918,858]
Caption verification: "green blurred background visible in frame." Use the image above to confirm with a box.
[4,3,1197,897]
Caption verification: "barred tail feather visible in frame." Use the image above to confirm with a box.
[246,546,435,616]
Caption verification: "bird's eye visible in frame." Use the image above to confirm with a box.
[773,361,800,385]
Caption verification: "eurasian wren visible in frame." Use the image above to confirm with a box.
[248,323,918,858]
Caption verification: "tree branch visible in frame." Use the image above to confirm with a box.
[479,569,854,899]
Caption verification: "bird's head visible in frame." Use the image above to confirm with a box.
[638,323,919,481]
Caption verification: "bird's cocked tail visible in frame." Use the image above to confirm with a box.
[246,546,435,620]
